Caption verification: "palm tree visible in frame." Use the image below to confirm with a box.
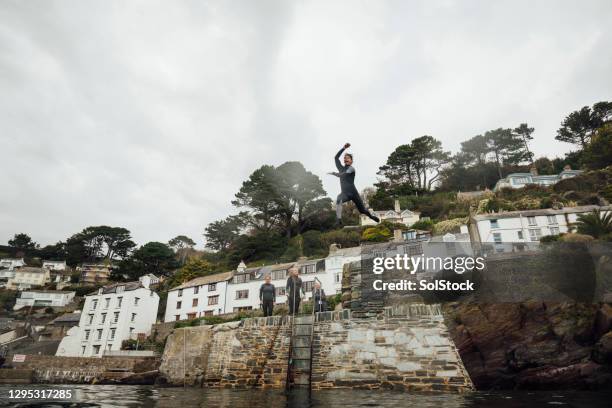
[576,210,612,238]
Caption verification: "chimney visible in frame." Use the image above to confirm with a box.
[394,199,401,213]
[393,229,403,242]
[237,260,246,273]
[329,243,339,253]
[530,166,538,176]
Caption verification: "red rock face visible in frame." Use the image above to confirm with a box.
[444,302,612,390]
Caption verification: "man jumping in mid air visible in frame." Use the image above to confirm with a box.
[329,143,380,226]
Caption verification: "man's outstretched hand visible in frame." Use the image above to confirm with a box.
[344,142,351,149]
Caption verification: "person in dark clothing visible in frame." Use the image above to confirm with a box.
[329,143,380,225]
[259,275,276,317]
[286,265,304,315]
[312,281,327,313]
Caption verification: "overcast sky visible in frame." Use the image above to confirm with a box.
[1,0,611,249]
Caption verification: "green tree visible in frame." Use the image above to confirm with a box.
[576,210,612,238]
[204,213,247,251]
[485,128,527,179]
[556,101,612,148]
[513,123,535,164]
[8,233,38,251]
[232,162,329,238]
[167,257,214,287]
[582,124,612,170]
[64,226,136,264]
[232,165,281,232]
[120,242,177,279]
[168,235,196,265]
[377,136,450,193]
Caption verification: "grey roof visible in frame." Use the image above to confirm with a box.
[171,271,234,291]
[15,267,47,274]
[89,281,144,295]
[51,312,81,324]
[328,246,362,257]
[472,205,612,221]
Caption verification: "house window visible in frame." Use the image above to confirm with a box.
[490,219,499,229]
[192,298,198,307]
[335,273,341,284]
[529,228,542,241]
[547,215,557,225]
[209,283,217,292]
[177,301,182,309]
[493,233,502,244]
[271,270,286,280]
[113,312,119,323]
[550,226,560,235]
[96,329,102,340]
[129,327,134,334]
[131,313,136,322]
[175,315,180,321]
[84,330,90,340]
[81,346,86,355]
[93,345,100,355]
[91,300,98,310]
[134,297,140,306]
[233,274,249,284]
[236,290,249,299]
[187,313,196,320]
[100,313,106,324]
[87,314,94,325]
[204,311,213,316]
[104,298,110,309]
[107,344,112,351]
[208,295,219,305]
[193,286,199,295]
[233,306,253,312]
[517,231,524,240]
[301,264,316,274]
[527,216,537,226]
[303,281,314,293]
[110,328,116,340]
[275,287,286,296]
[403,230,416,240]
[178,289,183,297]
[117,297,122,308]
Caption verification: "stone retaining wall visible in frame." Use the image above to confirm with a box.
[7,355,159,383]
[159,316,291,388]
[310,306,473,392]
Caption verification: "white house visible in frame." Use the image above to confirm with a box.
[226,259,328,313]
[164,271,233,322]
[469,205,612,252]
[139,273,161,289]
[6,267,51,290]
[14,290,75,310]
[325,245,362,293]
[56,280,159,357]
[493,166,582,191]
[0,258,26,280]
[361,200,420,227]
[42,260,67,271]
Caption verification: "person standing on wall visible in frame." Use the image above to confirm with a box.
[312,280,327,313]
[286,265,304,316]
[259,274,276,317]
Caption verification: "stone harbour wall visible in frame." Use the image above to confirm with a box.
[7,355,159,383]
[311,305,473,392]
[159,316,291,388]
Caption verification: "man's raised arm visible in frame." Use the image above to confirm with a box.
[334,142,351,172]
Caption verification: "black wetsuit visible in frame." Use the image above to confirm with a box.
[259,283,276,317]
[333,147,379,222]
[286,276,304,315]
[313,287,327,313]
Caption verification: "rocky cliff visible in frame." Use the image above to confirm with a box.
[444,302,612,390]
